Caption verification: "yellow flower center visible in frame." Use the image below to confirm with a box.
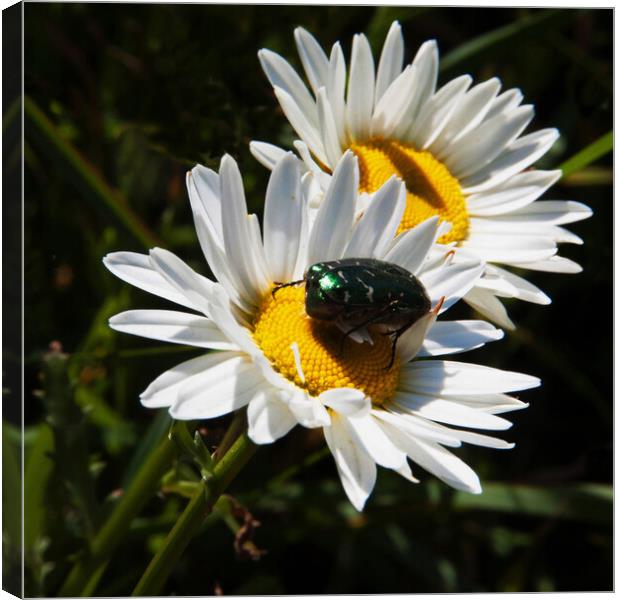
[252,285,399,405]
[350,138,469,244]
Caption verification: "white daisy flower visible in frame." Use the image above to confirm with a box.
[104,151,539,511]
[251,21,593,329]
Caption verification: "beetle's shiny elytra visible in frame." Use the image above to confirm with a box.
[272,258,431,369]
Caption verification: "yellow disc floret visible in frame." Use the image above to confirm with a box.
[252,285,399,405]
[351,138,469,244]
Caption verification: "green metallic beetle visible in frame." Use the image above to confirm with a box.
[272,258,431,369]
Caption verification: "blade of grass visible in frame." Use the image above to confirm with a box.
[440,9,567,72]
[563,166,612,187]
[24,96,160,250]
[560,131,613,178]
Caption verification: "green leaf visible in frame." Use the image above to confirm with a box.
[440,9,566,72]
[452,482,612,523]
[560,131,613,178]
[2,422,22,550]
[23,424,55,549]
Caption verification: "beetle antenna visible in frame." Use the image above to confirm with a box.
[272,279,305,298]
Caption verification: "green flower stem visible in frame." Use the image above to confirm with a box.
[58,434,178,597]
[132,432,258,597]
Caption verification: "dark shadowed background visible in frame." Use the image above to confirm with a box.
[5,4,612,595]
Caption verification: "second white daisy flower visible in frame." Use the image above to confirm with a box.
[251,21,592,329]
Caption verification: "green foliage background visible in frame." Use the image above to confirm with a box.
[5,4,612,595]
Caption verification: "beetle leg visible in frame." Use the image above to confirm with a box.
[384,315,421,371]
[338,300,400,357]
[272,279,305,298]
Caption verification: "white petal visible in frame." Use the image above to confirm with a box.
[187,164,223,240]
[264,154,303,282]
[410,39,439,107]
[419,319,503,357]
[294,27,329,94]
[193,217,254,315]
[371,65,417,138]
[507,200,593,225]
[401,360,540,395]
[258,48,318,127]
[346,413,408,469]
[109,310,237,350]
[431,78,501,156]
[407,75,472,149]
[506,255,582,273]
[140,351,242,408]
[460,234,557,264]
[293,172,314,278]
[273,86,328,166]
[450,430,515,450]
[384,216,440,275]
[373,409,462,447]
[249,141,288,171]
[171,356,265,420]
[483,264,550,305]
[293,140,333,189]
[461,128,559,194]
[247,213,272,284]
[396,308,439,364]
[148,248,216,317]
[445,105,534,179]
[380,420,482,493]
[418,253,485,313]
[344,177,405,259]
[485,87,523,119]
[103,251,200,311]
[287,389,331,428]
[463,287,515,330]
[467,170,561,216]
[247,390,298,444]
[317,87,344,167]
[203,287,259,357]
[327,43,347,147]
[346,34,375,142]
[324,413,376,511]
[307,152,357,264]
[391,392,512,431]
[374,21,404,106]
[220,155,270,304]
[446,393,528,415]
[319,388,370,417]
[392,39,439,141]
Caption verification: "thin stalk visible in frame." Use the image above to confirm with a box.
[58,434,177,597]
[559,130,613,178]
[24,96,160,249]
[212,410,247,463]
[132,432,257,596]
